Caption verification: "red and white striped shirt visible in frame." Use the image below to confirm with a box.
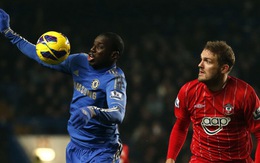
[173,76,260,162]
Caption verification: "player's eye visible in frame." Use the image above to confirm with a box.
[97,44,105,49]
[96,44,105,50]
[91,43,105,51]
[203,58,212,64]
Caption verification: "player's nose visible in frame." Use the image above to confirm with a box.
[198,60,203,68]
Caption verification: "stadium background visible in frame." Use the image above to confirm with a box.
[0,0,259,162]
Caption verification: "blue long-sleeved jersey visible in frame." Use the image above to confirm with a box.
[4,30,127,147]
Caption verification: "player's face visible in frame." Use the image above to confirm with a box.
[198,49,222,83]
[88,35,115,69]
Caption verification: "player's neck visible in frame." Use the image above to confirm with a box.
[207,75,228,92]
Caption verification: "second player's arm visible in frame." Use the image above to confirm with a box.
[166,118,190,162]
[89,75,127,124]
[4,29,72,73]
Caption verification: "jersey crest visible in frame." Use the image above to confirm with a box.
[91,79,99,90]
[224,103,234,115]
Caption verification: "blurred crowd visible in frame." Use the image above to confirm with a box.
[0,0,259,163]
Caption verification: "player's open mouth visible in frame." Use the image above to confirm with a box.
[198,70,204,75]
[88,53,94,61]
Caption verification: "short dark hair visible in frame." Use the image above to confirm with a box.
[99,32,124,55]
[204,41,235,71]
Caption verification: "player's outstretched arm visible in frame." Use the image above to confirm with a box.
[0,9,39,61]
[0,8,68,71]
[0,9,10,33]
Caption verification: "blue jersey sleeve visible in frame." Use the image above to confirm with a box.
[92,73,127,124]
[4,29,72,74]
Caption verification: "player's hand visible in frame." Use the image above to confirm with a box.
[0,9,10,33]
[165,159,175,163]
[70,106,95,129]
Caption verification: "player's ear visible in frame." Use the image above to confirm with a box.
[221,64,230,73]
[111,51,120,60]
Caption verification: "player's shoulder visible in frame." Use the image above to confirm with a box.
[66,52,88,64]
[177,79,204,97]
[107,66,125,78]
[228,76,256,92]
[181,79,202,90]
[67,52,88,59]
[229,76,247,84]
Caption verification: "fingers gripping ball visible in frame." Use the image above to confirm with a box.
[36,31,70,64]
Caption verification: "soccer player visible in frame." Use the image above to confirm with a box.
[166,41,260,163]
[0,9,127,163]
